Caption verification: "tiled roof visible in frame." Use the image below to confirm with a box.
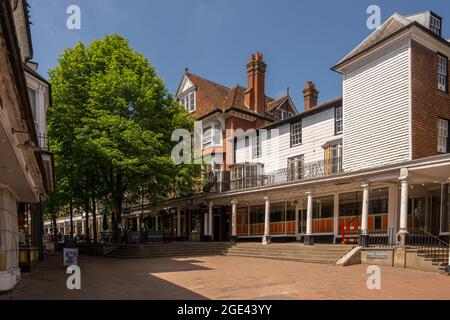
[264,96,342,129]
[334,11,450,71]
[335,14,409,68]
[186,72,277,119]
[185,72,231,110]
[266,95,289,112]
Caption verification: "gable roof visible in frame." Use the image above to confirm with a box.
[266,94,297,113]
[333,12,450,72]
[264,96,342,130]
[181,71,280,121]
[337,14,408,67]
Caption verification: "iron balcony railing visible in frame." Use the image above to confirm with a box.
[38,134,50,152]
[229,157,343,191]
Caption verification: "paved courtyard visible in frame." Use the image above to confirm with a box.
[1,252,449,300]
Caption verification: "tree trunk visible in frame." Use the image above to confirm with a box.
[69,199,74,238]
[85,198,90,243]
[52,217,57,244]
[92,195,97,245]
[115,195,122,228]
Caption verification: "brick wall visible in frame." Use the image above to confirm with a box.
[411,40,450,159]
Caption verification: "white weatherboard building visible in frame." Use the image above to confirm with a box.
[0,1,53,291]
[139,11,450,273]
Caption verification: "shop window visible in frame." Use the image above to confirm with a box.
[313,195,334,219]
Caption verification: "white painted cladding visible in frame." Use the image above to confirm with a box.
[235,107,340,173]
[342,39,411,172]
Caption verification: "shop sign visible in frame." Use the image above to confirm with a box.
[367,251,388,259]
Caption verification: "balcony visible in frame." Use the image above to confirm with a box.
[38,134,50,152]
[203,170,231,193]
[229,157,343,191]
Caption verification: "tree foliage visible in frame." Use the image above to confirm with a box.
[47,34,194,227]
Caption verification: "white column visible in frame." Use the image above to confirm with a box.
[361,183,369,234]
[208,202,213,238]
[247,206,251,237]
[305,190,313,245]
[263,196,271,245]
[81,218,85,235]
[333,192,339,239]
[155,215,159,232]
[137,216,141,232]
[398,174,409,246]
[203,211,208,236]
[306,191,313,235]
[177,207,181,238]
[360,183,370,247]
[231,199,238,242]
[295,202,300,241]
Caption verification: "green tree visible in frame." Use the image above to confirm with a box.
[48,34,194,233]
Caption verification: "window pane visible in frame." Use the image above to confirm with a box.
[313,196,334,219]
[339,191,362,217]
[437,119,448,153]
[290,121,302,146]
[213,124,221,145]
[189,92,195,111]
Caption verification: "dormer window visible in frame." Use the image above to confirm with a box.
[430,14,442,36]
[281,110,293,120]
[180,91,196,113]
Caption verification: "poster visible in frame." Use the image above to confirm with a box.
[63,248,79,267]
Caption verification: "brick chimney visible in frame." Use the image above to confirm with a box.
[303,81,319,111]
[245,52,267,114]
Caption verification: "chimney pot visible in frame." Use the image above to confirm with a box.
[245,52,267,113]
[303,81,319,111]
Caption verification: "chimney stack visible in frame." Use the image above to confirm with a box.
[245,52,267,114]
[303,81,319,111]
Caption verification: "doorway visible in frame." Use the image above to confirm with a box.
[213,215,221,241]
[408,188,441,236]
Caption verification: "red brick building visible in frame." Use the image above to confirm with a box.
[175,52,298,177]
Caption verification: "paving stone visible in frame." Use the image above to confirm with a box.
[0,252,449,300]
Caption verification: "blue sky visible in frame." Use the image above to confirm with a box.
[28,0,449,111]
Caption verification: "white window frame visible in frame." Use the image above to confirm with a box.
[252,133,262,159]
[437,118,449,153]
[335,106,343,134]
[180,90,196,113]
[287,155,304,181]
[290,121,302,147]
[202,123,222,149]
[329,143,343,174]
[437,54,448,93]
[430,14,441,36]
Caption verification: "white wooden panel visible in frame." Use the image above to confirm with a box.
[343,40,411,172]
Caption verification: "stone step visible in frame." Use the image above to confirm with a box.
[111,246,231,253]
[227,248,350,254]
[225,248,347,257]
[106,242,232,259]
[226,252,338,265]
[235,243,351,249]
[107,252,226,259]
